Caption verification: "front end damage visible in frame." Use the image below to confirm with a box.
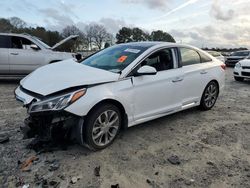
[21,112,83,143]
[15,86,85,145]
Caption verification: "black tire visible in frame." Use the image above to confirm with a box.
[83,103,121,151]
[234,76,244,82]
[199,81,219,111]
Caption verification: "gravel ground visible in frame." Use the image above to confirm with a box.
[0,68,249,188]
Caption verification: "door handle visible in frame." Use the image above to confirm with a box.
[200,70,208,74]
[10,52,19,55]
[172,77,183,83]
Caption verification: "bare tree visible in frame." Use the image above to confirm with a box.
[9,17,26,29]
[86,24,111,50]
[61,25,87,51]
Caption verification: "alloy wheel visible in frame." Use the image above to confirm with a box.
[204,83,218,108]
[92,110,119,147]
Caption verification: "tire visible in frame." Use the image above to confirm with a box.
[234,76,244,82]
[83,103,121,151]
[199,81,219,111]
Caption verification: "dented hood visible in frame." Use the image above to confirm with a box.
[51,35,79,50]
[20,59,119,96]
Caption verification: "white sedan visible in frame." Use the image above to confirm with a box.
[234,57,250,81]
[15,42,225,150]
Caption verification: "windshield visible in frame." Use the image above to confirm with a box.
[231,51,250,56]
[81,44,149,73]
[32,36,51,49]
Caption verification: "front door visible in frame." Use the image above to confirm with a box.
[9,36,45,75]
[131,48,181,122]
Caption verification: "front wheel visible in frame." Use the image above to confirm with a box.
[199,81,219,111]
[234,76,244,82]
[83,104,121,151]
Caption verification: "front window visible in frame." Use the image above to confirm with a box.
[11,36,39,50]
[81,44,149,73]
[231,51,249,57]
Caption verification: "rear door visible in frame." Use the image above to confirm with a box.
[0,35,10,74]
[176,47,209,108]
[9,36,45,75]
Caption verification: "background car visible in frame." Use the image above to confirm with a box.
[225,50,250,67]
[234,56,250,81]
[15,42,225,150]
[0,33,80,78]
[206,51,225,63]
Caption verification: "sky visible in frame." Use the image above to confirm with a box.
[0,0,250,48]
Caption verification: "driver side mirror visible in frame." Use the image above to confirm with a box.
[135,65,157,76]
[30,44,40,50]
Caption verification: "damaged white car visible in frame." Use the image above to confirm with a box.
[15,42,225,150]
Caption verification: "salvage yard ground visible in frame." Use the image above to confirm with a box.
[0,68,249,188]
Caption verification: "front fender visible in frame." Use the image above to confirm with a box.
[64,79,134,121]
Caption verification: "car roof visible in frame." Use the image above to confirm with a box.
[0,32,32,38]
[117,41,196,49]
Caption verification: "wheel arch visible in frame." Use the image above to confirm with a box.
[86,99,128,130]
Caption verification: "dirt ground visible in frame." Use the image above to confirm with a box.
[0,68,249,188]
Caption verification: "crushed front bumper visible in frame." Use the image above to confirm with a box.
[21,112,82,141]
[15,86,85,144]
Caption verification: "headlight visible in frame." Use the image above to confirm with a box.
[235,63,241,68]
[29,89,86,113]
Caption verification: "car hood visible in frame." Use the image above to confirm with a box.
[20,59,120,96]
[239,59,250,66]
[51,35,79,50]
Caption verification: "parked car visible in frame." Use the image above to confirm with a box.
[0,33,80,78]
[15,42,225,150]
[234,56,250,81]
[206,51,225,63]
[225,50,250,67]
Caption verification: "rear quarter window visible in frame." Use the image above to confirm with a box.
[180,47,201,66]
[0,35,10,48]
[199,52,212,63]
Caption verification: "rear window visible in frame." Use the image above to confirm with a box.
[0,35,10,48]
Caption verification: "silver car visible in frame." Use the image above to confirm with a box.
[0,33,79,79]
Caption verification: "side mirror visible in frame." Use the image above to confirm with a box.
[136,65,157,76]
[30,44,39,50]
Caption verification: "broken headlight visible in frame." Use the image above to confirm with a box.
[29,89,86,113]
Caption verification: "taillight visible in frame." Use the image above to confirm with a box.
[221,64,226,70]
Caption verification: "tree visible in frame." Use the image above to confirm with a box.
[150,30,175,42]
[116,27,150,44]
[132,27,150,42]
[85,24,111,50]
[116,27,133,44]
[0,18,14,32]
[9,17,26,29]
[61,25,87,51]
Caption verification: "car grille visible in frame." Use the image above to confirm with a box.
[242,72,250,76]
[242,66,250,69]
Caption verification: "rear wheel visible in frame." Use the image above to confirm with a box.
[83,104,121,150]
[234,76,244,82]
[200,81,219,111]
